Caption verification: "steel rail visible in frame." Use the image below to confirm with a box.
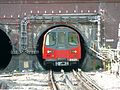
[49,70,58,90]
[61,70,76,90]
[73,69,103,90]
[73,69,92,90]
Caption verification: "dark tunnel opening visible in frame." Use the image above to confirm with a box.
[0,29,12,70]
[36,25,86,71]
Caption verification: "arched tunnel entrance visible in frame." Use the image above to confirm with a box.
[36,25,86,70]
[0,29,12,70]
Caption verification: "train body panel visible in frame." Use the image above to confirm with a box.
[43,46,81,60]
[42,27,81,66]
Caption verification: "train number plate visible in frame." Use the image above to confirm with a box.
[55,62,69,66]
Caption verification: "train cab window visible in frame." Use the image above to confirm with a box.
[68,32,78,46]
[58,32,65,44]
[45,32,56,46]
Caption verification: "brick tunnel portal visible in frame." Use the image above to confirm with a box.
[36,25,86,69]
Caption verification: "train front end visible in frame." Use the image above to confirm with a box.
[42,27,81,67]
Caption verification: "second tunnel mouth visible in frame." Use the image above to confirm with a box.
[36,25,86,70]
[0,29,12,70]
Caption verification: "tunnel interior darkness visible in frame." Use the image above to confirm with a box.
[0,29,12,70]
[36,25,86,70]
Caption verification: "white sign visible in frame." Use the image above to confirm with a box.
[106,39,114,42]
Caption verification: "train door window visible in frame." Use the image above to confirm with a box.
[45,32,56,46]
[58,32,65,44]
[68,32,78,46]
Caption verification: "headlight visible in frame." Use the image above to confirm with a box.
[71,50,77,53]
[47,50,54,54]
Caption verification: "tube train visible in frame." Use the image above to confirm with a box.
[42,27,81,67]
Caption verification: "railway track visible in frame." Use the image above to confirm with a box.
[50,69,103,90]
[0,69,103,90]
[49,70,58,90]
[72,69,103,90]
